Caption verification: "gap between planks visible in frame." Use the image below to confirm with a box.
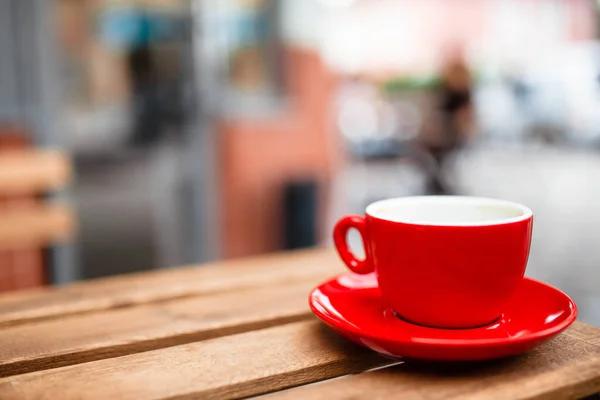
[259,322,600,400]
[0,248,343,328]
[0,320,392,400]
[0,280,319,377]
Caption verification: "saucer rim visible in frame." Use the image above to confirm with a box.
[309,275,578,348]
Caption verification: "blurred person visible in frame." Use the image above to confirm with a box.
[421,47,476,194]
[126,10,163,147]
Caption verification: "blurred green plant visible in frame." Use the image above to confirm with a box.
[380,68,485,97]
[380,75,442,96]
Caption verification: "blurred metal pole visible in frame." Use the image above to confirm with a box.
[263,0,285,97]
[12,0,79,283]
[181,0,222,262]
[0,0,19,120]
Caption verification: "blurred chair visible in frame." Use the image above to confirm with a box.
[0,130,75,291]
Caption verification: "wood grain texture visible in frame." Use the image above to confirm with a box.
[0,150,71,196]
[0,203,75,250]
[564,322,600,347]
[262,322,600,400]
[0,320,392,400]
[0,281,318,377]
[0,248,342,327]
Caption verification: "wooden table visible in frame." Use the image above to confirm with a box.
[0,249,599,400]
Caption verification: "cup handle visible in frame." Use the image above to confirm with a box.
[333,215,374,274]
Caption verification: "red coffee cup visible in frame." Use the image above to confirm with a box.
[333,196,533,329]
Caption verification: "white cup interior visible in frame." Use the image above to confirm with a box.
[366,196,532,226]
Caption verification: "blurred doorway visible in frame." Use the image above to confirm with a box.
[55,0,218,279]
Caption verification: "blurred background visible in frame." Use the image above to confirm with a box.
[0,0,599,325]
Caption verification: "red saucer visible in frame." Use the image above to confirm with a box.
[309,273,577,361]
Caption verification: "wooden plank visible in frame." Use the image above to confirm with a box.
[564,322,600,347]
[0,320,392,400]
[0,248,342,327]
[0,150,71,196]
[0,203,75,250]
[262,322,600,400]
[0,280,318,377]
